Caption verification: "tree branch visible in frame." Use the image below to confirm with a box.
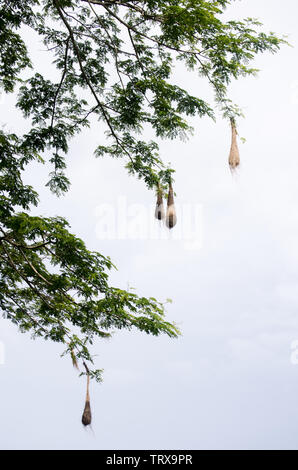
[50,36,70,131]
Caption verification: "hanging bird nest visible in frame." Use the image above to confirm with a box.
[155,185,165,221]
[70,349,79,370]
[82,362,92,426]
[229,118,240,171]
[165,182,177,229]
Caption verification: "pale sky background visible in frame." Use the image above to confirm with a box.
[1,0,298,450]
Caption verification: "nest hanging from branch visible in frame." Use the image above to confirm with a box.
[229,118,240,171]
[155,186,165,221]
[81,362,92,426]
[165,182,177,229]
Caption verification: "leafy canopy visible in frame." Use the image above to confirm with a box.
[0,0,284,382]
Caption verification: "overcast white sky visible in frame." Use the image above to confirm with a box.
[1,0,298,450]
